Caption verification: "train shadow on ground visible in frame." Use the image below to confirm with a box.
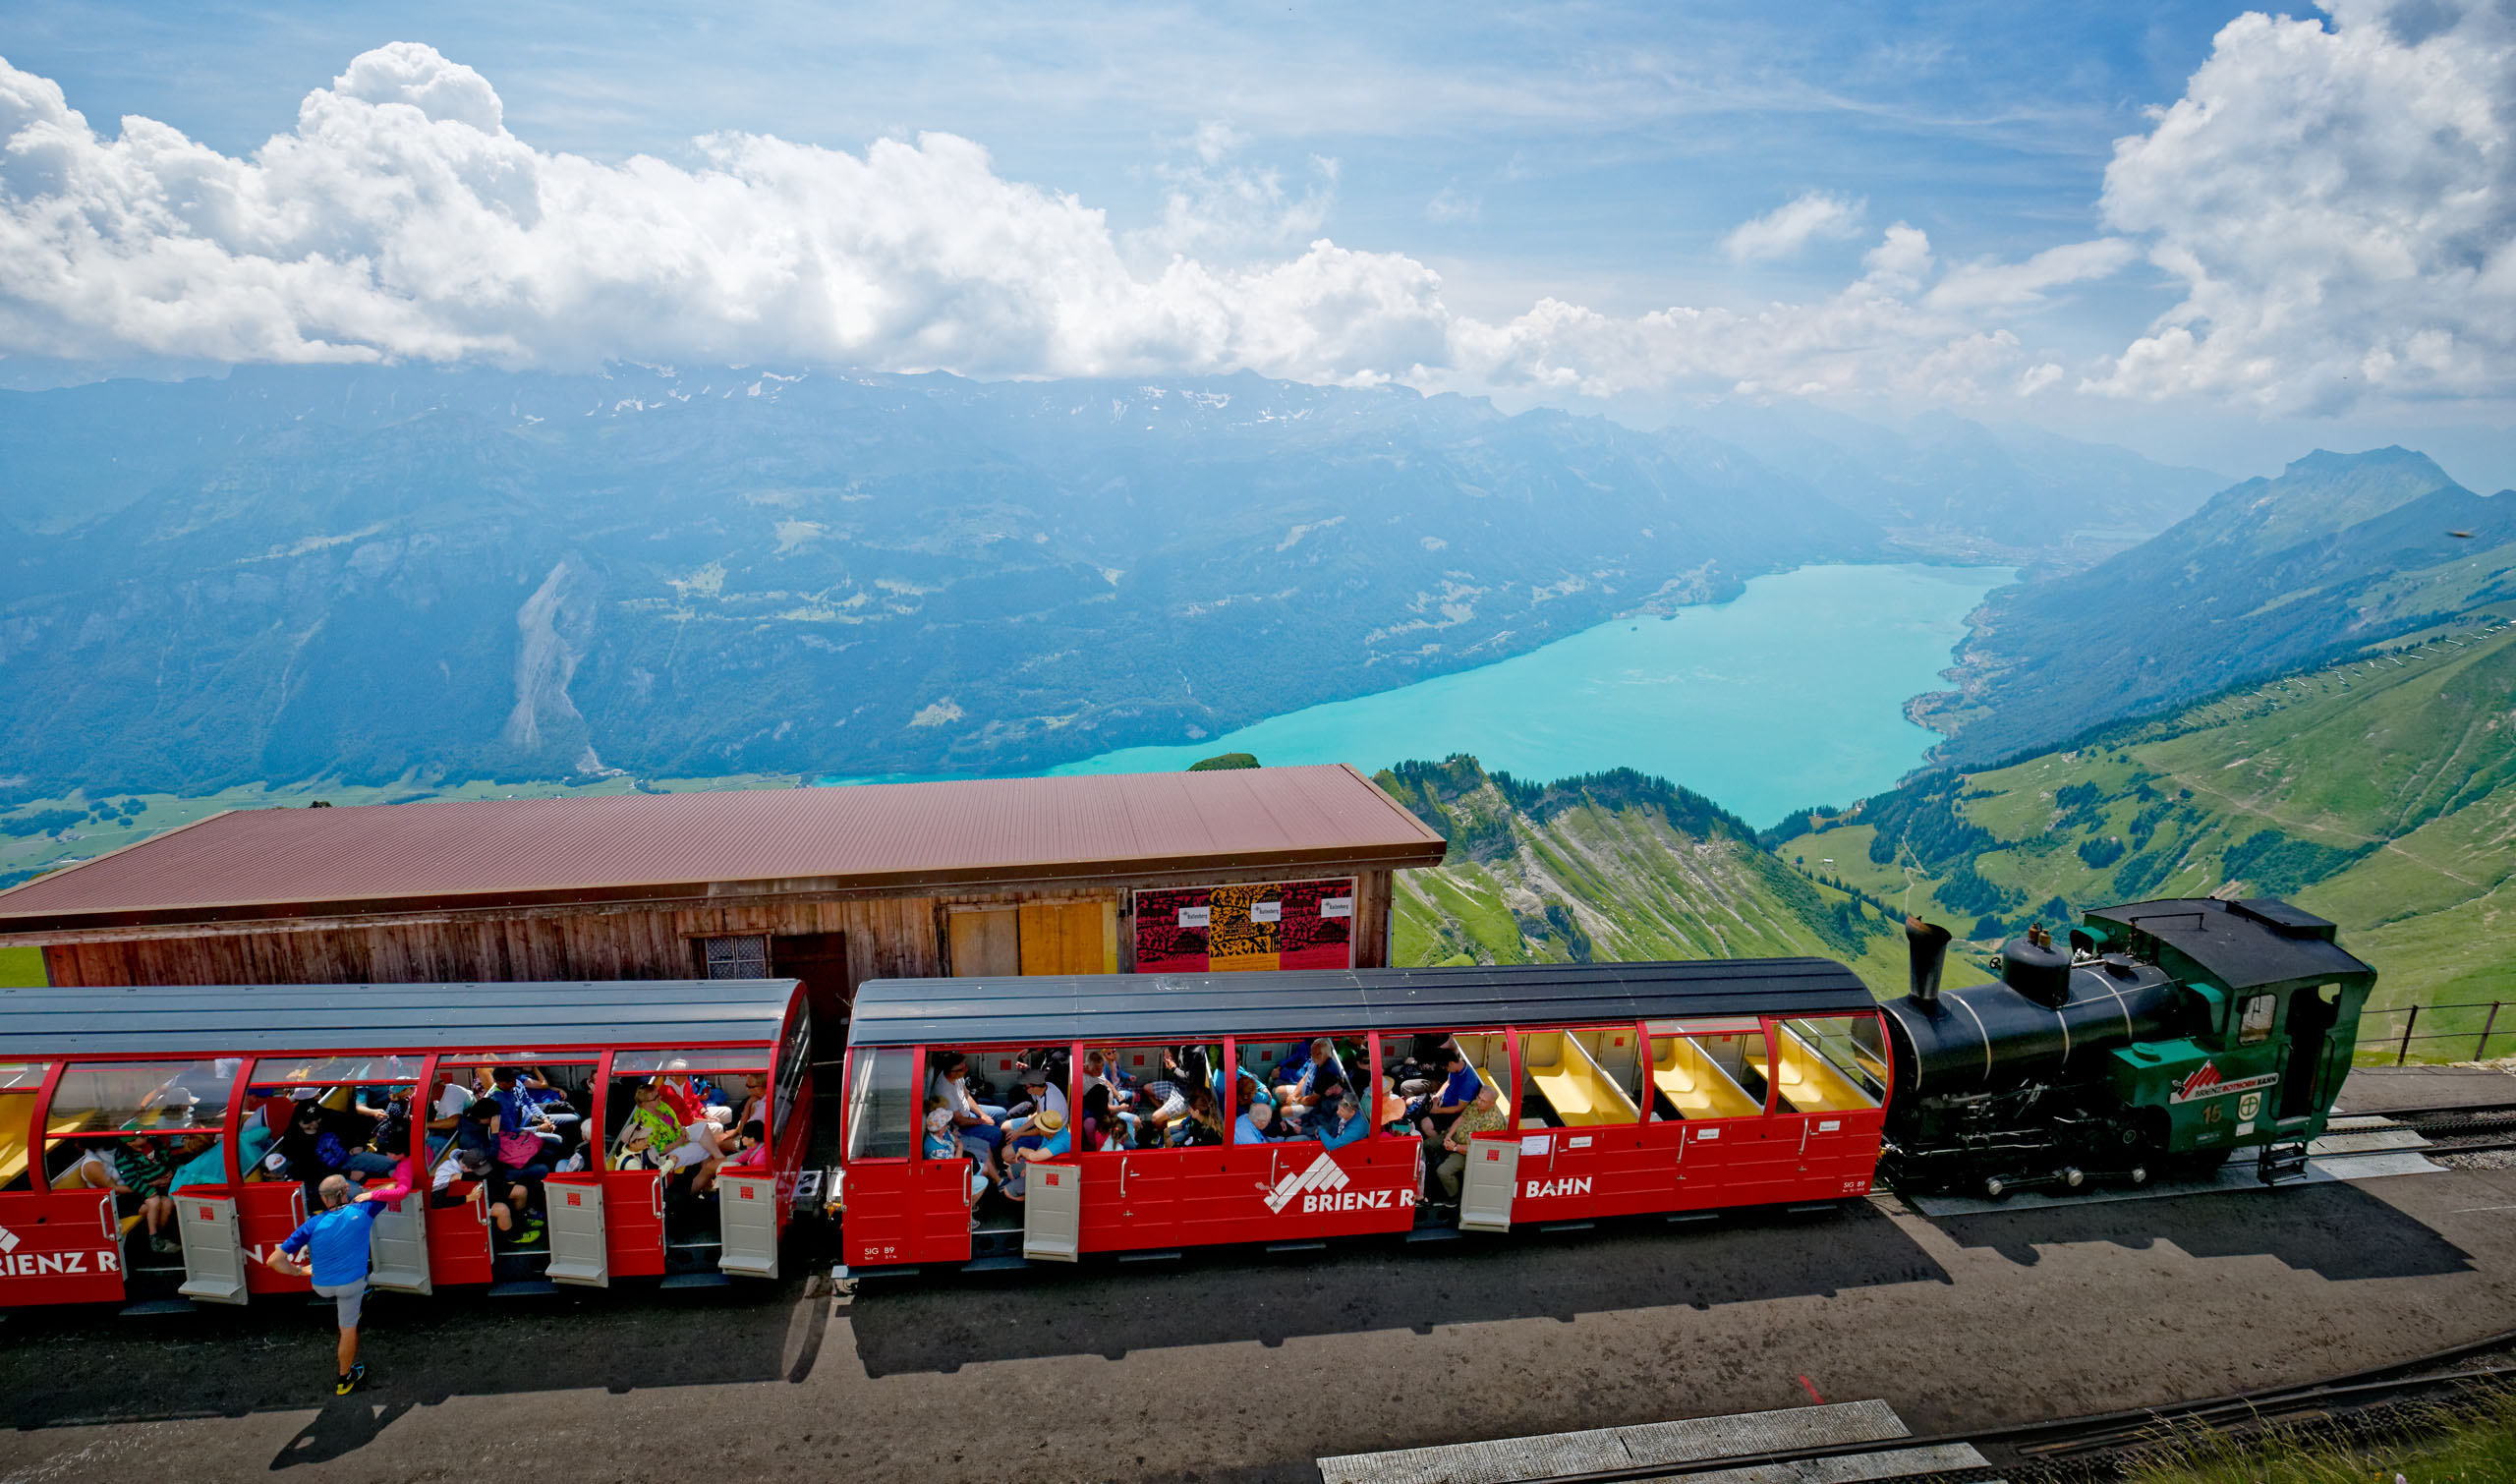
[0,1278,830,1447]
[846,1200,1951,1377]
[1926,1182,2475,1279]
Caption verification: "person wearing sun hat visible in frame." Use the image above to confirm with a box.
[1001,1108,1068,1201]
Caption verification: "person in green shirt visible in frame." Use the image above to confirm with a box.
[1434,1084,1507,1202]
[111,1135,181,1253]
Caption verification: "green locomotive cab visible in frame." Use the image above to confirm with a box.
[2081,898,2373,1179]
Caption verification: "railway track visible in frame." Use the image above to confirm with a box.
[2360,1101,2516,1159]
[1458,1328,2516,1484]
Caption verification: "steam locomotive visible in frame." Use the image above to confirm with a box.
[1872,896,2375,1196]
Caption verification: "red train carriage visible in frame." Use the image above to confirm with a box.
[0,980,813,1312]
[835,959,1889,1274]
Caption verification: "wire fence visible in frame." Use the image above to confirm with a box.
[2353,1000,2515,1066]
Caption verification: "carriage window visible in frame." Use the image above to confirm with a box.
[772,1005,811,1141]
[846,1049,915,1160]
[247,1055,422,1085]
[47,1059,235,1134]
[612,1049,767,1075]
[1773,1018,1885,1113]
[0,1062,46,1192]
[2238,994,2276,1045]
[1515,1027,1644,1129]
[1643,1020,1769,1121]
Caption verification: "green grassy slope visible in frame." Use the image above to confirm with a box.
[1777,615,2516,1039]
[1377,756,1988,997]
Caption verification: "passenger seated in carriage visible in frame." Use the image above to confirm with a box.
[1077,1085,1127,1151]
[1170,1082,1227,1148]
[111,1134,180,1254]
[624,1077,727,1194]
[1274,1038,1348,1128]
[430,1144,522,1237]
[726,1119,769,1169]
[1001,1110,1068,1201]
[1303,1081,1370,1153]
[1416,1044,1483,1139]
[1232,1100,1280,1145]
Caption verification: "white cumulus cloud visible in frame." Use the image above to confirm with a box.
[17,34,2495,419]
[2089,0,2516,413]
[1720,190,1867,264]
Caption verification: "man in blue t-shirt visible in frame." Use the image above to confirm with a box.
[266,1163,411,1396]
[1418,1045,1485,1138]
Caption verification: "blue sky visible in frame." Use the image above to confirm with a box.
[3,0,2511,485]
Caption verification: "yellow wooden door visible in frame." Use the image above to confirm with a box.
[1017,900,1115,975]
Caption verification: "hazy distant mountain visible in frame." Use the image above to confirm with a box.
[1925,446,2516,763]
[0,364,1882,797]
[1654,402,2227,566]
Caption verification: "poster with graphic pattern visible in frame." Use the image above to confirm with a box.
[1132,879,1356,973]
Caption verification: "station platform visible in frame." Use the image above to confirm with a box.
[2337,1063,2516,1114]
[1317,1398,1993,1484]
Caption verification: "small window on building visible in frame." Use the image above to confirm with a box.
[844,1048,915,1161]
[2239,994,2277,1045]
[702,934,770,979]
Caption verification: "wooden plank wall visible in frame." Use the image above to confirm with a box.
[40,896,944,1002]
[35,867,1399,991]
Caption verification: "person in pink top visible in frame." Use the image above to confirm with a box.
[726,1119,770,1169]
[264,1161,413,1396]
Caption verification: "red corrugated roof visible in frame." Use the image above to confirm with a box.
[0,766,1447,935]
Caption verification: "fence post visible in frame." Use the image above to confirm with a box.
[2481,1002,2502,1062]
[2397,1005,2421,1066]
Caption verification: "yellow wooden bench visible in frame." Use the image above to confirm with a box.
[1519,1031,1639,1126]
[1772,1027,1880,1113]
[1650,1037,1763,1119]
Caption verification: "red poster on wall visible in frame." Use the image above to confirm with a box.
[1133,879,1355,973]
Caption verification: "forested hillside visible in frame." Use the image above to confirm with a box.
[1775,612,2516,1027]
[1377,755,1986,996]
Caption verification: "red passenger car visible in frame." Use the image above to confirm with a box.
[0,980,813,1313]
[835,959,1889,1275]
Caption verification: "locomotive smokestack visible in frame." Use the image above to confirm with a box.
[1906,916,1953,1006]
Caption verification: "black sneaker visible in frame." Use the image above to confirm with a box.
[334,1363,367,1397]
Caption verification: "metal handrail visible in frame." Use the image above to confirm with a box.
[2352,999,2509,1065]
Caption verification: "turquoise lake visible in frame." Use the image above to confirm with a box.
[1046,563,2010,827]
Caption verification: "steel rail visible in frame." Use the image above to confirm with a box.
[1395,1328,2516,1484]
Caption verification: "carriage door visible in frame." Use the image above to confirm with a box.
[1023,1162,1082,1261]
[1645,1020,1770,1209]
[367,1187,431,1295]
[1770,1016,1886,1199]
[718,1171,779,1279]
[1458,1137,1518,1232]
[176,1192,249,1304]
[544,1175,608,1287]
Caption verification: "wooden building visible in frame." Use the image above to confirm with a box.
[0,767,1448,1047]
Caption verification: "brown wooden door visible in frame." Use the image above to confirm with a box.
[770,932,850,1036]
